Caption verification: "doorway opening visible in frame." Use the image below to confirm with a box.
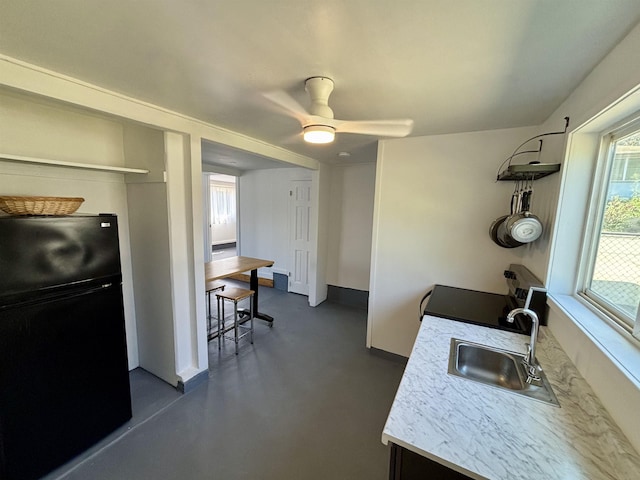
[209,173,238,260]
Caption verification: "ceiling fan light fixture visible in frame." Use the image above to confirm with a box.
[303,125,335,144]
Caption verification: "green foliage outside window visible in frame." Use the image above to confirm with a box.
[603,133,640,233]
[603,194,640,232]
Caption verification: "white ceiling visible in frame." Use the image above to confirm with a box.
[201,139,296,171]
[1,0,639,168]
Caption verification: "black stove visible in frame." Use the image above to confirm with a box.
[421,264,547,336]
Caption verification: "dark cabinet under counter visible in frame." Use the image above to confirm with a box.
[389,443,473,480]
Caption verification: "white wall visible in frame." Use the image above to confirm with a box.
[238,167,313,279]
[368,126,537,356]
[212,223,236,245]
[327,162,376,291]
[126,182,174,379]
[0,89,126,167]
[123,123,175,382]
[0,89,140,369]
[236,161,372,302]
[519,24,640,452]
[523,22,640,285]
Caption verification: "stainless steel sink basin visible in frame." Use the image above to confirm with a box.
[448,338,560,407]
[454,341,524,389]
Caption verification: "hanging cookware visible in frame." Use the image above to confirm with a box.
[496,214,526,248]
[490,179,542,248]
[504,178,543,244]
[492,181,524,248]
[505,211,543,243]
[490,214,522,248]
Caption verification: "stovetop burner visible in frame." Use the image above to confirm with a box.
[421,264,546,336]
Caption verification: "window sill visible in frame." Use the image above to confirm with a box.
[548,293,640,389]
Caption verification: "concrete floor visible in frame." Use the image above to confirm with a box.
[46,281,406,480]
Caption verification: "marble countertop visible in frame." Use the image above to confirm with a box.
[382,315,640,480]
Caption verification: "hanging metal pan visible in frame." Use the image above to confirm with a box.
[505,211,543,243]
[490,215,523,248]
[503,180,543,243]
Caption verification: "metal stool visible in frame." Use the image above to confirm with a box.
[216,287,255,354]
[205,280,225,338]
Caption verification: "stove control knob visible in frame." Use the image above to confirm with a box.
[515,288,527,300]
[504,270,516,279]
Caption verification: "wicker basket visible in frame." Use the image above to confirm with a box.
[0,196,85,216]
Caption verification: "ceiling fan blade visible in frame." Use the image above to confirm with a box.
[334,119,414,137]
[262,90,311,126]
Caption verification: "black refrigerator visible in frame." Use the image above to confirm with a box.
[0,214,132,480]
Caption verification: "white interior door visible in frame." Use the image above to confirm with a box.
[289,180,311,295]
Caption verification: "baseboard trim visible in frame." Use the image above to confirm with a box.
[176,370,209,394]
[369,347,408,365]
[212,242,236,251]
[327,285,369,310]
[273,272,288,291]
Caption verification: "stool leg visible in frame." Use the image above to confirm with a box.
[222,299,226,345]
[233,301,239,355]
[207,291,211,334]
[217,295,222,350]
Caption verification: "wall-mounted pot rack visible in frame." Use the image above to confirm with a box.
[497,162,561,181]
[496,117,569,182]
[490,117,570,249]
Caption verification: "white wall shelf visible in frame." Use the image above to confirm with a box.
[0,153,149,174]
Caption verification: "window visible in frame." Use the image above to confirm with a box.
[582,120,640,340]
[210,181,236,225]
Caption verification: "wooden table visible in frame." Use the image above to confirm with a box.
[204,256,275,325]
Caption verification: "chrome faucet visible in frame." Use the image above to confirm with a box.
[506,307,542,383]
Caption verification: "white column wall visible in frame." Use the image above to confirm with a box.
[189,137,209,378]
[164,132,206,384]
[122,123,185,384]
[326,162,377,291]
[309,163,331,307]
[126,182,174,380]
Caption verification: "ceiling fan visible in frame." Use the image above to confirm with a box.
[264,77,414,144]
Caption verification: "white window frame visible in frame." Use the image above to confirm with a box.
[577,116,640,341]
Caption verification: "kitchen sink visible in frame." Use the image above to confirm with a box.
[448,338,560,407]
